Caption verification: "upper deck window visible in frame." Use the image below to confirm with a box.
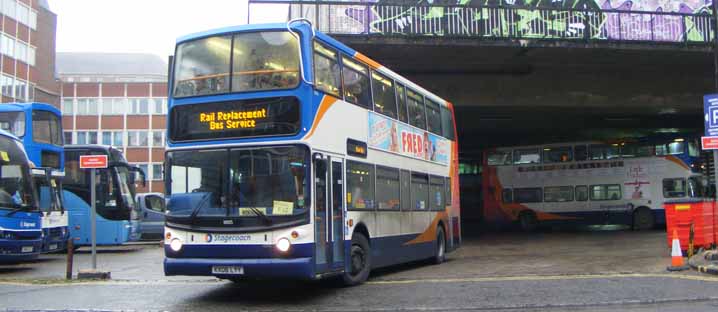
[173,35,232,97]
[0,111,25,137]
[371,71,397,119]
[232,32,299,92]
[341,57,371,108]
[407,89,426,129]
[173,32,299,98]
[32,111,62,146]
[313,42,341,97]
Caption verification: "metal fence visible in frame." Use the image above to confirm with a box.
[249,0,715,44]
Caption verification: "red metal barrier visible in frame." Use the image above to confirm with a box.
[664,200,716,251]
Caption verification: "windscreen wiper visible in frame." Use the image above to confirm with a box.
[6,205,37,217]
[188,193,211,222]
[247,206,272,225]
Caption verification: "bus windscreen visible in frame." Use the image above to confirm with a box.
[169,97,300,142]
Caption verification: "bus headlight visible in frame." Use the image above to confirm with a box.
[169,238,183,252]
[276,237,291,252]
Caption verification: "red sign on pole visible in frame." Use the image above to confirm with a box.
[702,136,718,150]
[79,155,108,169]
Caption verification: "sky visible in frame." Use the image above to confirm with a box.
[51,0,286,60]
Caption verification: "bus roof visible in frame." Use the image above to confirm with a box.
[0,102,62,115]
[174,23,450,108]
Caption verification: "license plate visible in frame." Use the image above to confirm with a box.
[49,244,58,250]
[212,265,244,275]
[21,246,33,253]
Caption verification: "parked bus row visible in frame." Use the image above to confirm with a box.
[0,102,152,263]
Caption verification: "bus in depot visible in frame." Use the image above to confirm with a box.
[63,145,145,247]
[0,103,68,253]
[0,129,43,262]
[163,21,460,285]
[482,141,707,232]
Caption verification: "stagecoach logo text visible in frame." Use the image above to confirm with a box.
[517,161,624,173]
[199,109,268,131]
[205,233,252,243]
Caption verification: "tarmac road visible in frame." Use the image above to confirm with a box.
[3,229,718,311]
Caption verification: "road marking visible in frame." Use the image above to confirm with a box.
[367,273,718,285]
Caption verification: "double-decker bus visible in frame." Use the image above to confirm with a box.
[0,103,68,253]
[63,145,145,246]
[0,129,42,262]
[482,141,706,231]
[163,21,460,285]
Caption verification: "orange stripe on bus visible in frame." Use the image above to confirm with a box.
[403,212,448,246]
[664,155,690,170]
[304,96,338,140]
[354,52,382,70]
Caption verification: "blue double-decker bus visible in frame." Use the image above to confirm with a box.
[164,22,460,285]
[0,129,42,263]
[0,103,68,253]
[63,145,145,246]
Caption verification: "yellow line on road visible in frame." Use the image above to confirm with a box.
[367,273,718,285]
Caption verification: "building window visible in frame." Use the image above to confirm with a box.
[128,98,149,115]
[62,99,74,115]
[151,131,163,147]
[0,34,13,58]
[14,79,26,101]
[1,75,14,97]
[77,98,99,115]
[76,131,98,145]
[63,131,73,145]
[128,130,148,147]
[2,0,16,20]
[151,98,166,114]
[152,163,163,181]
[101,98,125,115]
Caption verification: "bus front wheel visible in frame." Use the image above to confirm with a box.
[431,226,446,265]
[632,207,654,231]
[342,233,371,286]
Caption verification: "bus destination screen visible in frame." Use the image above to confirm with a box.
[169,97,300,141]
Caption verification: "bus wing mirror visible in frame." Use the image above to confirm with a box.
[131,167,147,188]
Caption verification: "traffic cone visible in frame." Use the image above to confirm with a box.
[667,229,689,271]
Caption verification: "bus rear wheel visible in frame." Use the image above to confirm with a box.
[519,211,538,232]
[633,208,654,231]
[432,226,446,265]
[342,233,371,286]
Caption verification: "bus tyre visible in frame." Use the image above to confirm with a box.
[342,233,371,286]
[519,211,538,232]
[432,226,446,265]
[633,208,654,231]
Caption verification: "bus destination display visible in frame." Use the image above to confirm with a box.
[199,108,267,130]
[170,97,300,141]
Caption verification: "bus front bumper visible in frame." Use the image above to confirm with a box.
[164,257,315,280]
[0,239,42,263]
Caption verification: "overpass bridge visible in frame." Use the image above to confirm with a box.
[250,1,717,152]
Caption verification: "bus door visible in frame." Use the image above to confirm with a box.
[313,155,345,274]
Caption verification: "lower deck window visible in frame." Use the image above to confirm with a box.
[590,184,622,201]
[347,161,375,210]
[514,188,542,203]
[410,173,429,210]
[663,178,686,198]
[376,166,400,210]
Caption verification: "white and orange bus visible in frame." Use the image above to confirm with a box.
[482,141,706,231]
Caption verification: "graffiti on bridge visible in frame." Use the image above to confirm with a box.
[320,0,714,42]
